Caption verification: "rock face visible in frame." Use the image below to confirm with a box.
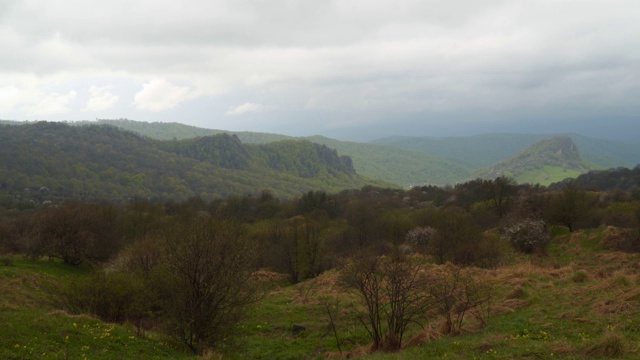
[478,136,592,181]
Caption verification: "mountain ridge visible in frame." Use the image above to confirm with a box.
[0,122,380,203]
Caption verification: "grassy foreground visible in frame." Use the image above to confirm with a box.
[2,226,640,359]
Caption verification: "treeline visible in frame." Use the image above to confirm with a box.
[3,177,640,270]
[550,165,640,193]
[0,122,373,205]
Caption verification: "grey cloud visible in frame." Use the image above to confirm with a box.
[1,0,639,140]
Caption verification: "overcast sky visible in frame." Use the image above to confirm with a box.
[1,0,639,140]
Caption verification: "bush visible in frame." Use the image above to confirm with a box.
[502,218,550,254]
[61,270,153,332]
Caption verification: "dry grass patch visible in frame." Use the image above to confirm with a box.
[592,299,635,315]
[584,330,628,358]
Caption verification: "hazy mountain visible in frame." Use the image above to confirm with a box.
[475,136,599,185]
[0,122,379,202]
[371,133,640,170]
[84,120,473,186]
[5,120,636,187]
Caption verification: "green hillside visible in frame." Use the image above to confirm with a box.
[95,120,473,186]
[303,136,472,186]
[0,122,379,202]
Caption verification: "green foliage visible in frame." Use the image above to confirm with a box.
[61,270,152,331]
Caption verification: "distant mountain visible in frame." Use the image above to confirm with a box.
[0,122,379,203]
[92,119,294,143]
[475,136,599,185]
[6,120,636,187]
[371,133,640,170]
[83,120,472,186]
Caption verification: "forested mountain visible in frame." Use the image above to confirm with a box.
[93,120,640,186]
[65,120,470,186]
[0,122,377,204]
[94,118,294,143]
[89,120,473,185]
[475,136,599,185]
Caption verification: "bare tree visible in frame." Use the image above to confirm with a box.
[160,218,261,353]
[341,253,432,351]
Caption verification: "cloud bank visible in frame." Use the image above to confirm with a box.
[0,0,638,139]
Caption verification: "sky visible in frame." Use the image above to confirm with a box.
[1,0,639,141]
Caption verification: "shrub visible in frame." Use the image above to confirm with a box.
[405,226,436,254]
[502,219,550,254]
[61,270,153,332]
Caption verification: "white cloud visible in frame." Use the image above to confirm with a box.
[225,102,275,116]
[0,86,25,112]
[84,85,118,111]
[28,91,77,116]
[133,78,196,111]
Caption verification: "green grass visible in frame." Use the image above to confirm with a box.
[515,166,584,186]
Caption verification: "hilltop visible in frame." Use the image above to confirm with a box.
[476,136,600,185]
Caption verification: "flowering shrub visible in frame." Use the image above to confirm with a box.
[405,226,437,253]
[502,219,550,254]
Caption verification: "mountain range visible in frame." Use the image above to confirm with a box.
[2,119,639,202]
[92,119,640,186]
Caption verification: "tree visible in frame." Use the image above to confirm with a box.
[159,218,261,353]
[485,176,516,219]
[33,202,97,265]
[549,182,589,232]
[428,207,481,264]
[427,265,492,335]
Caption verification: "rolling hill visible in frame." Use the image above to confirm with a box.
[0,122,380,203]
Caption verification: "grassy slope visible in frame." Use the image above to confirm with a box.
[0,258,191,360]
[4,226,640,359]
[513,166,584,186]
[236,227,640,359]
